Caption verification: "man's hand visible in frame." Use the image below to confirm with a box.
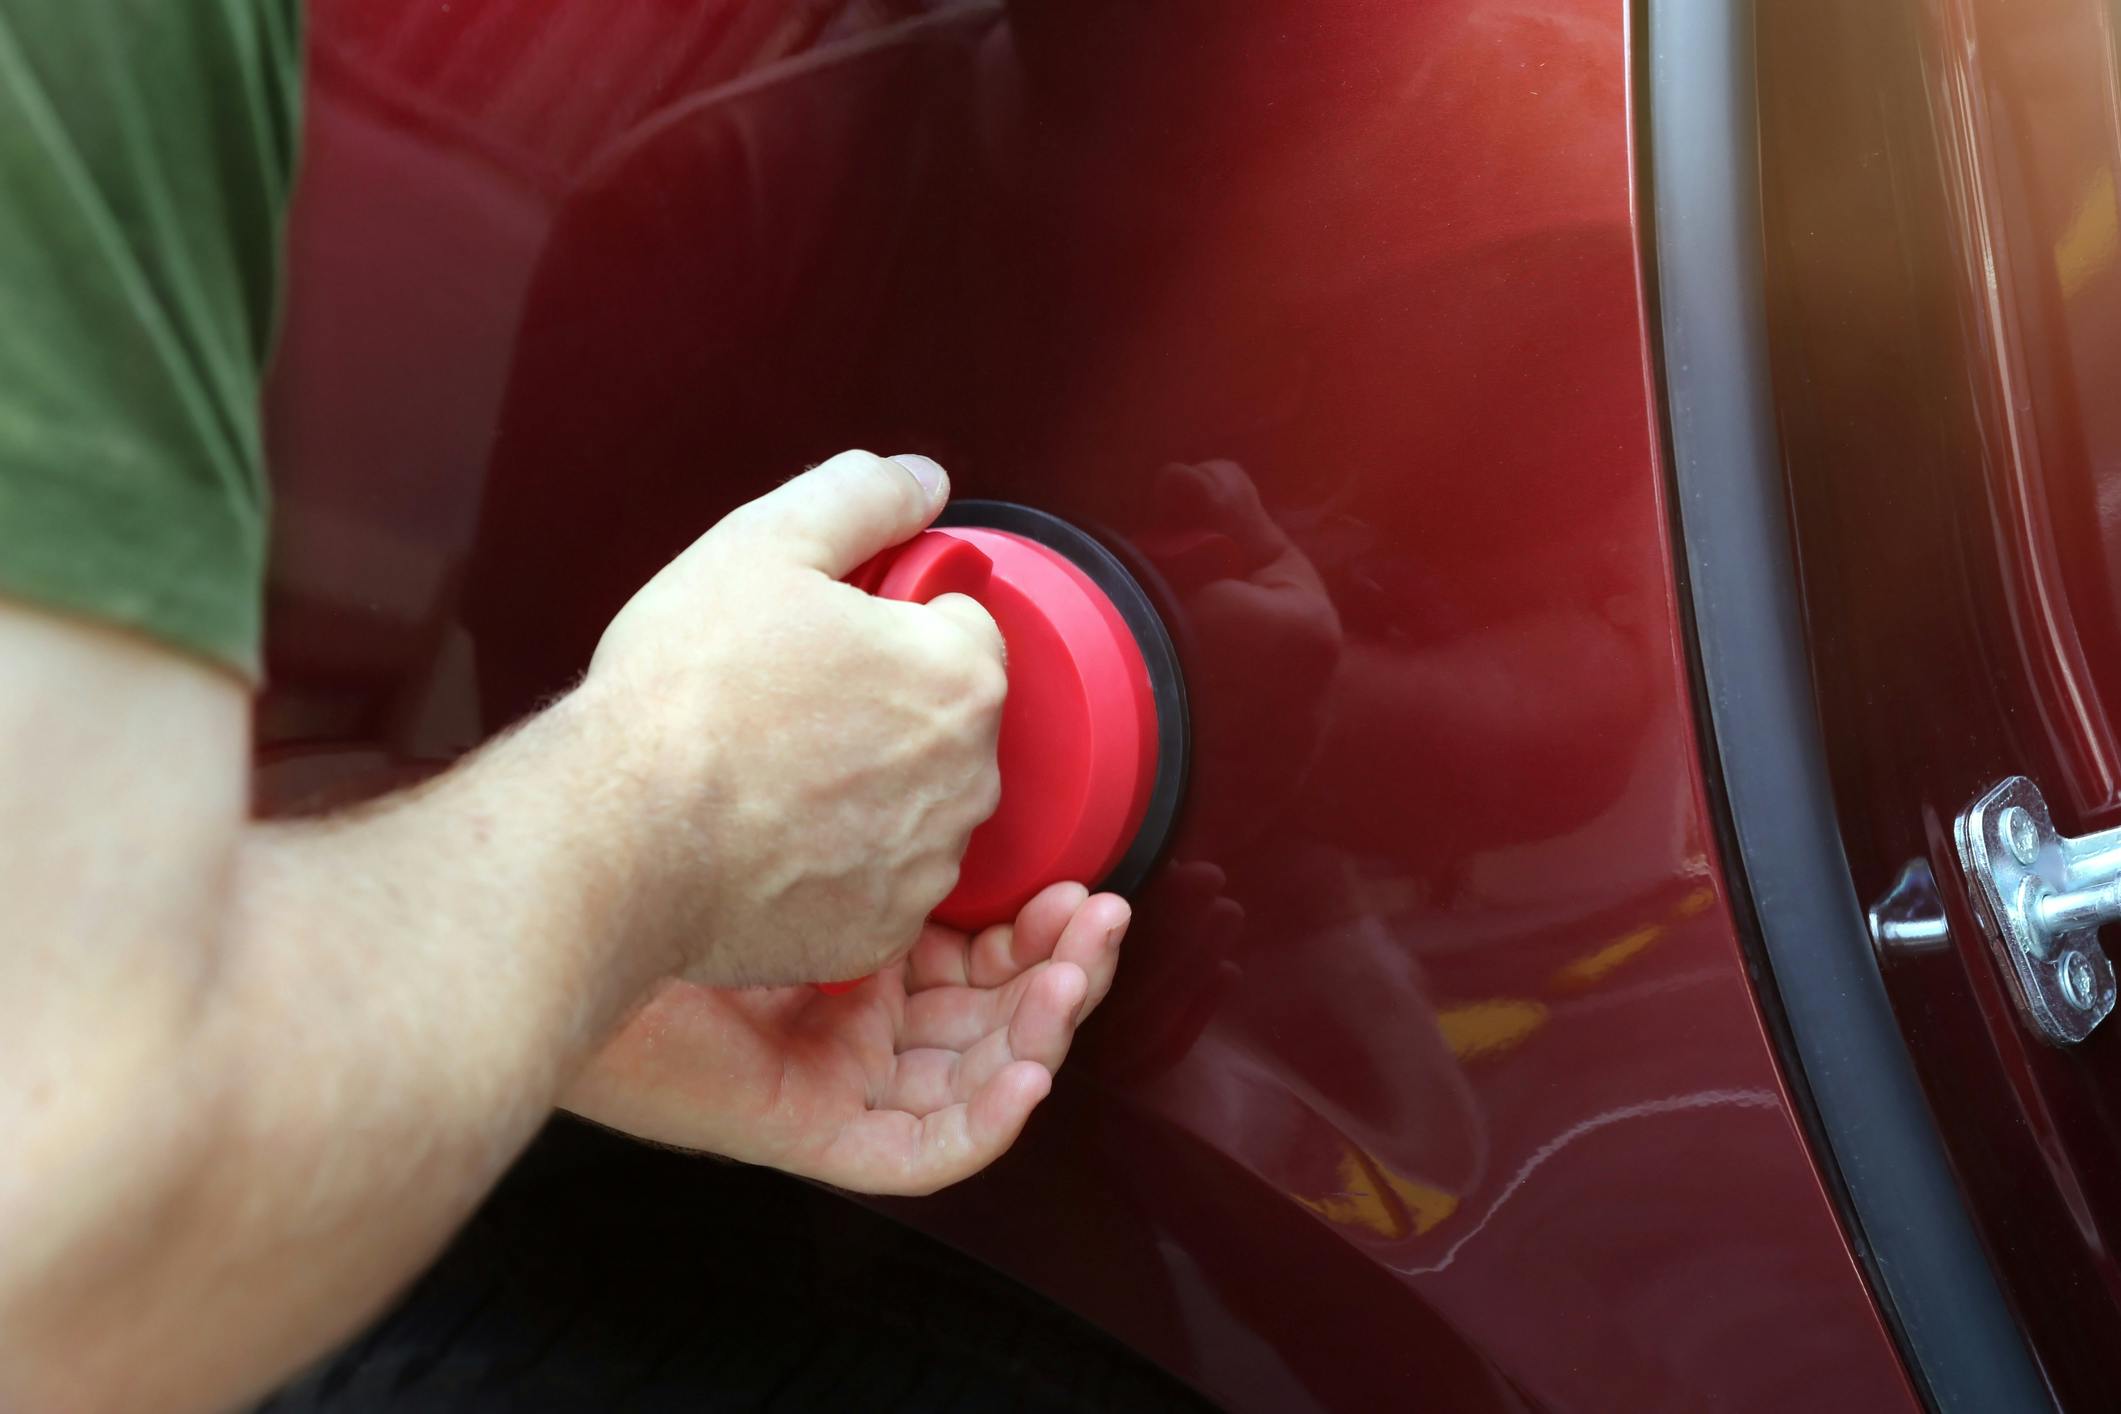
[586,449,1008,988]
[565,882,1129,1194]
[0,451,1053,1414]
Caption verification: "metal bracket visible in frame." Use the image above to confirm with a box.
[1955,776,2119,1045]
[1868,858,1952,961]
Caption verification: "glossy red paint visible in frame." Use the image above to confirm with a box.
[263,2,1915,1408]
[1762,0,2121,1404]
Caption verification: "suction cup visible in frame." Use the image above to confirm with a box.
[855,501,1189,930]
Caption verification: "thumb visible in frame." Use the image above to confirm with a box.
[724,450,949,577]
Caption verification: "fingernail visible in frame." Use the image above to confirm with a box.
[890,453,947,505]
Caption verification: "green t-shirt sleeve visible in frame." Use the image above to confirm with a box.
[0,0,301,680]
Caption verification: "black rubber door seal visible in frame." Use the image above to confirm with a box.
[1641,1,2050,1408]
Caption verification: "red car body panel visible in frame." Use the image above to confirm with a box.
[1762,0,2121,1404]
[262,2,1915,1408]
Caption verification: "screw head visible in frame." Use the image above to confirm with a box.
[2003,806,2042,866]
[2061,950,2098,1010]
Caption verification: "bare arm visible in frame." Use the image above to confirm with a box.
[0,452,1043,1413]
[0,605,671,1411]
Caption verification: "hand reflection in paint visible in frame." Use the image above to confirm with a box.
[1139,460,1344,860]
[1085,461,1343,1080]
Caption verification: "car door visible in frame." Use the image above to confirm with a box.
[262,2,1917,1409]
[1760,0,2121,1406]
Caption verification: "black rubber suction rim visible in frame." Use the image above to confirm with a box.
[938,500,1190,900]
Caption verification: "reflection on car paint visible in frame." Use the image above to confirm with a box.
[264,1,1920,1409]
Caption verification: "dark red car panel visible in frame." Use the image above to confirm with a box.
[263,2,1915,1408]
[1762,0,2121,1405]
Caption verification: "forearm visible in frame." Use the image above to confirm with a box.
[2,671,677,1413]
[231,682,668,1148]
[2,448,1007,1411]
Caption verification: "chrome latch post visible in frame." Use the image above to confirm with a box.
[1956,776,2120,1045]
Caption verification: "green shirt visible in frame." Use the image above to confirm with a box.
[0,0,300,680]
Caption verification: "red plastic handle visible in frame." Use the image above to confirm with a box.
[847,532,993,603]
[815,526,1158,995]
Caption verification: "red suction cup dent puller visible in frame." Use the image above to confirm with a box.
[855,526,1161,932]
[814,510,1184,994]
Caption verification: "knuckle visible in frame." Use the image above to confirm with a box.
[916,615,986,678]
[964,600,1006,648]
[813,448,882,485]
[899,615,961,675]
[839,449,922,515]
[968,655,1007,712]
[880,903,929,959]
[922,632,1006,717]
[927,595,999,649]
[973,766,1003,821]
[709,497,772,547]
[904,857,960,916]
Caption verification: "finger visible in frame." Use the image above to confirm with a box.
[902,920,976,993]
[900,878,1088,999]
[923,592,1007,667]
[898,941,1093,1063]
[877,1046,965,1117]
[914,956,1090,1111]
[720,450,946,577]
[819,1061,1052,1196]
[1006,960,1089,1072]
[1052,892,1131,1015]
[1151,460,1284,565]
[897,884,1116,1040]
[899,979,1013,1051]
[884,952,1074,1112]
[967,881,1087,988]
[1164,858,1227,905]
